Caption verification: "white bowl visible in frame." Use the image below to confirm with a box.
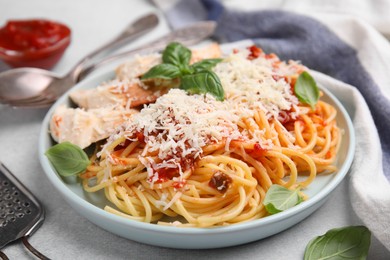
[39,69,355,249]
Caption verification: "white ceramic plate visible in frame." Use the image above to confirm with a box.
[38,57,355,250]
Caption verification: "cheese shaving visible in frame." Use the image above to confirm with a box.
[213,48,301,120]
[119,89,242,178]
[99,46,306,183]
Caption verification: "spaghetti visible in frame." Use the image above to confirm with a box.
[79,45,341,227]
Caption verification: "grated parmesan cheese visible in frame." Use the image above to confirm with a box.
[213,48,301,121]
[98,45,307,183]
[163,192,183,211]
[119,89,242,181]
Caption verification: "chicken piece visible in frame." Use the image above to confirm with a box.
[70,43,222,110]
[190,43,222,63]
[50,105,137,149]
[69,79,168,109]
[115,53,161,81]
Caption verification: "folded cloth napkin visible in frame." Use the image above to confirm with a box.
[153,0,390,251]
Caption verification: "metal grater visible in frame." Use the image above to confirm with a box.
[0,162,44,249]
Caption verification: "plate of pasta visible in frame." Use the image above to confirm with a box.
[39,42,355,249]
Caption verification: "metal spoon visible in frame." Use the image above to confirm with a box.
[0,13,159,101]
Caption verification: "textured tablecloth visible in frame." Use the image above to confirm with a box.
[1,0,389,259]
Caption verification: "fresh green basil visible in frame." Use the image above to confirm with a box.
[45,141,90,177]
[181,71,224,101]
[263,184,304,214]
[142,63,182,80]
[162,42,192,67]
[141,42,224,101]
[178,63,195,75]
[294,71,320,110]
[304,226,371,260]
[192,58,223,73]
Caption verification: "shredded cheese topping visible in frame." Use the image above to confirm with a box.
[99,46,306,182]
[121,89,242,180]
[213,48,301,121]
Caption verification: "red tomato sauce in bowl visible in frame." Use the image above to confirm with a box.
[0,19,71,69]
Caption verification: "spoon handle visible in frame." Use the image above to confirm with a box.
[67,13,159,82]
[77,21,217,81]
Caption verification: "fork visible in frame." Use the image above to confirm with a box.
[2,21,217,109]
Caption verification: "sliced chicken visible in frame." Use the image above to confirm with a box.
[50,105,137,149]
[69,79,168,109]
[190,43,222,63]
[70,43,222,110]
[115,53,161,81]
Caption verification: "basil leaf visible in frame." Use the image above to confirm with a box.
[304,226,371,260]
[181,70,225,101]
[142,42,225,101]
[178,63,195,75]
[263,184,304,214]
[141,63,182,80]
[294,71,320,110]
[191,58,223,73]
[45,141,90,177]
[162,42,192,67]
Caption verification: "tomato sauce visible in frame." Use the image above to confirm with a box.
[208,171,232,193]
[0,19,71,68]
[247,45,262,60]
[150,168,180,183]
